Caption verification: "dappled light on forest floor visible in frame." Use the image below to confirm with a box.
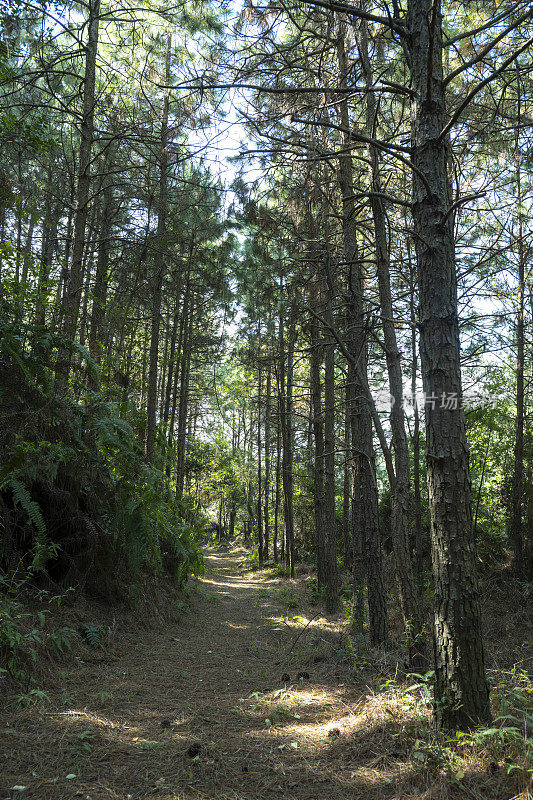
[0,547,527,800]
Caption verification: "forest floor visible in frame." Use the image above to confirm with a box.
[1,545,531,800]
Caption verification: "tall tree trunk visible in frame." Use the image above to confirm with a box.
[168,270,191,446]
[353,14,423,664]
[280,296,295,576]
[145,35,171,463]
[264,364,271,560]
[342,382,352,569]
[310,312,326,588]
[407,0,490,728]
[162,285,182,433]
[20,215,35,290]
[509,66,525,579]
[348,363,365,635]
[175,296,193,502]
[88,178,113,365]
[61,0,100,346]
[36,195,60,327]
[274,420,281,563]
[335,53,388,645]
[257,360,264,565]
[323,282,339,612]
[409,239,425,586]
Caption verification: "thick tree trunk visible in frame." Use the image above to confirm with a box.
[407,0,490,728]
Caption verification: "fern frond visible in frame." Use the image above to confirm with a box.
[6,479,46,536]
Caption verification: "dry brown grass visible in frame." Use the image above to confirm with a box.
[1,546,531,800]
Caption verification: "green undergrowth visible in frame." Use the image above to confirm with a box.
[0,578,85,691]
[0,292,204,687]
[376,669,533,794]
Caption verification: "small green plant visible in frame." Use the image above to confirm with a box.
[78,623,106,649]
[269,564,291,578]
[345,634,370,675]
[68,730,94,757]
[92,690,114,707]
[308,578,325,605]
[0,594,41,684]
[136,740,163,750]
[15,688,50,707]
[278,587,298,609]
[47,627,77,657]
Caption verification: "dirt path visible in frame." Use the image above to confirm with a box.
[1,547,512,800]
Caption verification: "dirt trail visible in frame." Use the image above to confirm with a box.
[1,547,512,800]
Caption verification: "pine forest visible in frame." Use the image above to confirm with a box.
[0,1,533,798]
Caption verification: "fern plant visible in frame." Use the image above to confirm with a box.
[78,623,105,649]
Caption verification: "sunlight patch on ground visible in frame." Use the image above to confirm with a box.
[200,577,260,590]
[60,709,128,730]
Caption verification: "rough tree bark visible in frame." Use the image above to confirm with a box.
[407,0,490,728]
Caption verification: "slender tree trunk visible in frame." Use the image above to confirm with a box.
[310,313,326,588]
[158,313,171,417]
[257,360,264,565]
[88,179,113,365]
[407,0,490,728]
[354,14,423,664]
[36,194,60,327]
[274,420,281,562]
[61,0,100,347]
[409,240,425,585]
[20,215,34,290]
[335,56,388,644]
[175,296,193,502]
[280,296,295,576]
[323,284,339,612]
[162,287,182,432]
[342,380,352,569]
[168,271,191,444]
[264,364,271,560]
[145,35,171,463]
[348,364,365,635]
[509,68,526,578]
